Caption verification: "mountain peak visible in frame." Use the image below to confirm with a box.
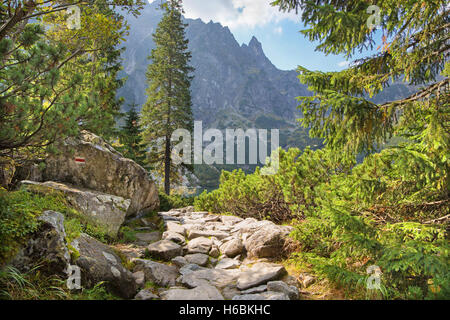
[249,36,262,50]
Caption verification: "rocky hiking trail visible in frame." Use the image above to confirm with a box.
[6,131,332,300]
[112,206,319,300]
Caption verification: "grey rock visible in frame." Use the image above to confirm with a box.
[188,230,229,240]
[134,259,178,287]
[161,284,224,300]
[237,263,287,290]
[241,285,267,295]
[220,238,244,258]
[220,215,244,225]
[232,294,265,300]
[162,231,186,245]
[180,268,241,289]
[215,258,241,270]
[209,246,220,258]
[135,289,158,300]
[185,253,209,267]
[171,256,188,268]
[147,240,182,261]
[267,281,299,300]
[244,225,290,259]
[42,130,159,217]
[263,291,290,300]
[71,233,137,299]
[9,211,70,277]
[166,221,186,235]
[187,237,213,254]
[21,181,129,237]
[133,271,145,288]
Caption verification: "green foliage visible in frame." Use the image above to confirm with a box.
[141,0,194,195]
[0,188,68,263]
[0,1,144,162]
[195,147,353,223]
[159,190,195,212]
[116,104,148,168]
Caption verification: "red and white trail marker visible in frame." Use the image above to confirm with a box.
[74,157,86,164]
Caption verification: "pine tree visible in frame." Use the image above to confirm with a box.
[0,1,143,164]
[141,0,194,195]
[118,104,148,168]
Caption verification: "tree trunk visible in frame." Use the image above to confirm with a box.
[164,135,171,195]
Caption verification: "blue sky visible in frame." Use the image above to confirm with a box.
[174,0,382,71]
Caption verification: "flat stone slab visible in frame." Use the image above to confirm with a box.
[185,253,209,267]
[237,263,287,290]
[135,289,159,300]
[147,240,182,261]
[188,230,230,240]
[134,259,178,288]
[161,284,224,300]
[215,258,241,270]
[241,285,267,295]
[187,237,213,254]
[180,268,241,289]
[232,294,265,300]
[166,221,186,235]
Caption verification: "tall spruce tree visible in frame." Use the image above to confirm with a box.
[118,104,148,168]
[141,0,194,195]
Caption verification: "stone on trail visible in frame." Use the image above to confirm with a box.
[244,224,291,259]
[161,284,224,300]
[180,267,241,290]
[162,231,186,245]
[267,281,299,300]
[171,256,188,268]
[187,237,213,254]
[220,215,244,226]
[220,238,244,258]
[232,294,265,300]
[166,221,186,235]
[263,291,290,300]
[147,240,182,261]
[134,259,178,288]
[240,285,268,295]
[188,230,230,240]
[184,253,209,267]
[215,258,241,270]
[237,262,287,290]
[135,289,159,300]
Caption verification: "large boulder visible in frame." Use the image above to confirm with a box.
[43,130,159,217]
[9,211,70,277]
[21,180,129,237]
[244,224,292,259]
[134,259,178,287]
[71,233,137,299]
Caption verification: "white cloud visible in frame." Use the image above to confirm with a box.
[338,61,350,68]
[274,26,283,34]
[180,0,299,30]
